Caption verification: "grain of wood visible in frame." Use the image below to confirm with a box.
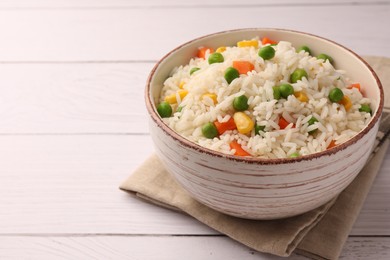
[0,0,385,9]
[0,236,290,260]
[351,152,390,235]
[0,5,389,61]
[0,135,215,234]
[0,63,153,133]
[0,236,388,259]
[340,237,390,259]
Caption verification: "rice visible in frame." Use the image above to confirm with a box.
[157,37,374,158]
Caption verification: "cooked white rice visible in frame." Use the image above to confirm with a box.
[158,38,373,158]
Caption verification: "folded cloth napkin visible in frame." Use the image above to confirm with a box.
[120,56,390,259]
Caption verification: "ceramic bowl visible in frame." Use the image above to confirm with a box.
[145,28,384,219]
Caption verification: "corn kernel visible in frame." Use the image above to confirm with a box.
[164,94,176,104]
[216,46,226,53]
[340,95,352,111]
[294,91,309,102]
[179,81,185,89]
[233,112,254,134]
[237,40,259,48]
[202,93,218,104]
[164,90,188,104]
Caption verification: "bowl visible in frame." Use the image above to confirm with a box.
[145,28,384,219]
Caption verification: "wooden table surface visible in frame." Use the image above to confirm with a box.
[0,1,389,259]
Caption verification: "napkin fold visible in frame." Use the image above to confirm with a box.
[120,56,390,259]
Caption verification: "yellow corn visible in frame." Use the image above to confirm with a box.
[164,89,188,104]
[237,40,259,48]
[179,81,185,89]
[294,91,309,102]
[339,95,352,111]
[216,46,226,53]
[233,112,254,135]
[202,93,218,104]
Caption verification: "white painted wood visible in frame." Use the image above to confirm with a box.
[0,0,386,9]
[0,5,389,61]
[351,149,390,235]
[0,236,389,259]
[0,63,152,134]
[0,135,216,234]
[0,135,388,235]
[340,237,390,259]
[0,236,297,260]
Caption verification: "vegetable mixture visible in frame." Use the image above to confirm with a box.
[156,36,373,158]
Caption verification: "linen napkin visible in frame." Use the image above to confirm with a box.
[120,56,390,259]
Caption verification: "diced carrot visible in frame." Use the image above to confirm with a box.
[327,140,337,149]
[214,117,236,135]
[197,47,214,59]
[262,37,277,45]
[278,116,293,129]
[230,141,251,156]
[232,61,255,75]
[339,95,352,111]
[347,83,361,92]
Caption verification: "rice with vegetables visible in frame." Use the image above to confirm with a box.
[156,37,373,158]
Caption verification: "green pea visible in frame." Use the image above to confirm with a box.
[289,152,300,158]
[273,86,281,100]
[224,67,240,84]
[328,87,344,103]
[202,122,218,139]
[317,53,334,64]
[279,84,294,99]
[255,124,266,135]
[297,45,312,55]
[290,68,308,83]
[308,116,319,134]
[233,95,249,111]
[208,53,224,64]
[359,104,372,114]
[308,116,318,125]
[190,67,200,75]
[258,46,275,60]
[157,101,172,118]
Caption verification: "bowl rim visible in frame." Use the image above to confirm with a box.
[145,28,384,165]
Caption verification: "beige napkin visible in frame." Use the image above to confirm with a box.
[120,56,390,259]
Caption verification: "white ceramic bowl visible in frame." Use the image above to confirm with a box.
[145,28,384,219]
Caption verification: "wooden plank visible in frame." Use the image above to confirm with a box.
[0,63,152,134]
[0,5,389,61]
[352,150,390,235]
[0,135,389,235]
[0,235,290,260]
[0,0,385,9]
[0,135,215,235]
[0,235,389,259]
[340,237,390,259]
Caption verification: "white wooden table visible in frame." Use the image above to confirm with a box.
[0,1,389,259]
